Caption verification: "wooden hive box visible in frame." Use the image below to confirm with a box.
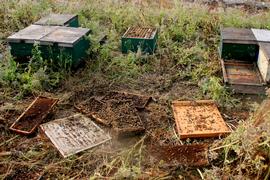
[34,14,79,27]
[121,27,158,54]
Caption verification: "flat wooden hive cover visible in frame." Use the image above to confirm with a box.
[34,14,77,26]
[223,61,265,85]
[251,29,270,43]
[40,113,111,158]
[123,27,157,39]
[221,27,256,43]
[7,25,58,43]
[172,100,231,139]
[40,27,90,47]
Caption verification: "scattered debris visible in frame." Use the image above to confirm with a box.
[40,113,111,158]
[110,100,145,138]
[122,27,158,54]
[34,14,79,27]
[76,91,150,138]
[172,100,231,139]
[101,91,151,109]
[9,96,58,135]
[149,144,209,166]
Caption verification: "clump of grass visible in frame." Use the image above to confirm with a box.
[204,99,270,179]
[0,44,72,98]
[92,137,145,179]
[200,76,239,107]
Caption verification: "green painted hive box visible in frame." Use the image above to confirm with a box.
[7,25,58,59]
[34,14,79,27]
[39,27,90,67]
[122,27,158,54]
[220,27,259,62]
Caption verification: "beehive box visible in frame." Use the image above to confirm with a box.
[121,27,158,54]
[220,28,259,61]
[7,25,90,67]
[34,14,79,27]
[7,25,58,59]
[39,27,90,67]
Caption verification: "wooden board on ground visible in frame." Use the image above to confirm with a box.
[149,144,209,166]
[172,100,231,139]
[9,96,58,135]
[40,113,111,158]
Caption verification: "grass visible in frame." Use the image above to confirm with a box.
[0,0,270,179]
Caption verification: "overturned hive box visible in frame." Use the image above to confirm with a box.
[122,27,158,54]
[40,113,111,158]
[34,14,79,27]
[172,100,231,139]
[7,25,58,59]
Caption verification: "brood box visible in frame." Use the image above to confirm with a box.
[34,14,79,27]
[121,27,157,54]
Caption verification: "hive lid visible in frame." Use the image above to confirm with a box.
[40,113,111,158]
[7,25,58,43]
[40,27,90,47]
[34,14,77,26]
[252,29,270,43]
[221,27,257,44]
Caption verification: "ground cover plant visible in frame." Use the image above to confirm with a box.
[0,0,270,179]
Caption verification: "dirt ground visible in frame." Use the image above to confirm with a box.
[0,0,269,179]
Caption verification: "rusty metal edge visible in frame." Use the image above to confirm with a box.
[9,96,59,135]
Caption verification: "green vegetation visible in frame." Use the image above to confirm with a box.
[0,0,270,179]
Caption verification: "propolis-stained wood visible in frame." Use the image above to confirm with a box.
[172,100,231,139]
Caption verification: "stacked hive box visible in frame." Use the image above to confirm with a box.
[7,14,90,67]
